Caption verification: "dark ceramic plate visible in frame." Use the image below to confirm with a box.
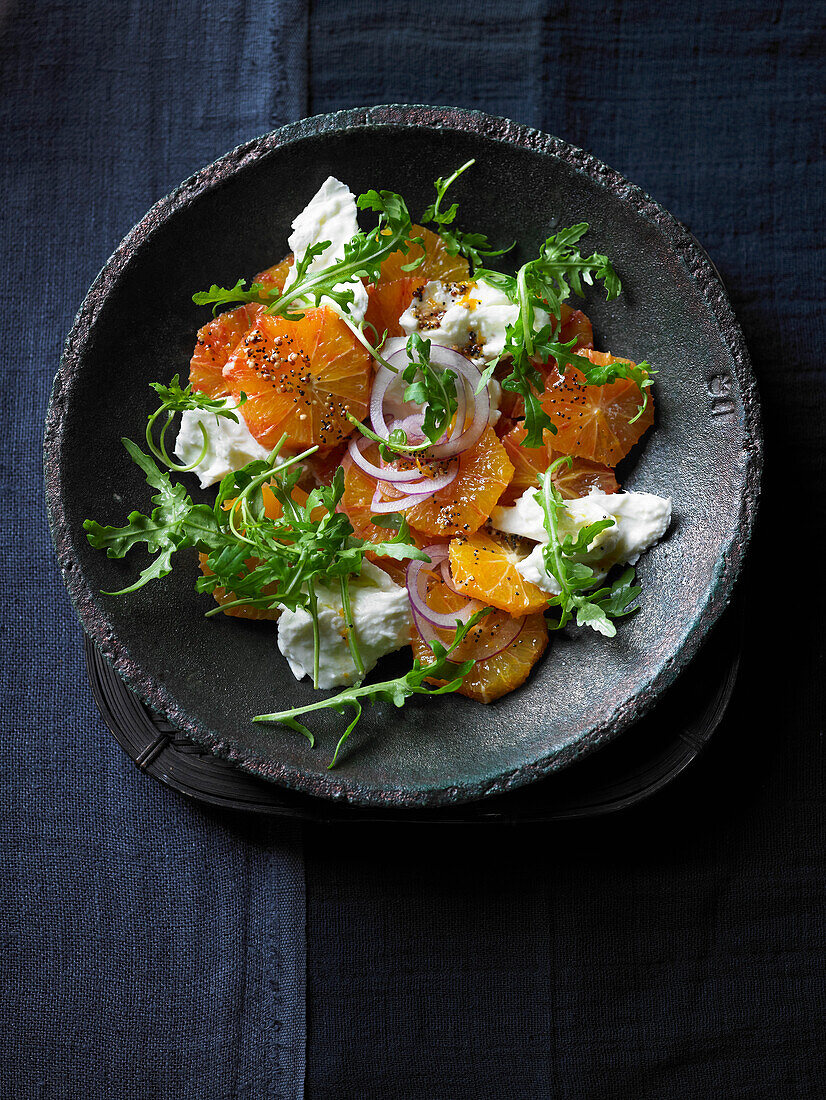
[45,105,761,809]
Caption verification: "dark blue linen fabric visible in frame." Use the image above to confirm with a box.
[303,2,825,1099]
[1,3,308,1098]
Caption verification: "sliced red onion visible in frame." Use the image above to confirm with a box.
[390,414,426,442]
[405,549,482,629]
[348,435,424,483]
[467,615,525,660]
[384,459,458,497]
[369,486,434,514]
[439,557,464,596]
[370,343,490,459]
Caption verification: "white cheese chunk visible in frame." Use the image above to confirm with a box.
[174,405,269,488]
[491,487,672,597]
[283,175,367,324]
[399,278,550,365]
[277,561,412,689]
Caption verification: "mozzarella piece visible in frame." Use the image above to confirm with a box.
[277,561,412,689]
[174,405,269,488]
[399,278,550,365]
[491,487,672,597]
[283,175,368,324]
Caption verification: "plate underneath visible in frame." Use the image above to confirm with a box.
[85,606,741,823]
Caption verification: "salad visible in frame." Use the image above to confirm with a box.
[85,162,671,765]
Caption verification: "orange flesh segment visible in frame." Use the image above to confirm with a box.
[400,428,513,538]
[364,276,423,339]
[222,308,371,450]
[254,254,293,294]
[379,224,470,285]
[540,350,654,467]
[448,530,549,615]
[189,303,267,398]
[197,554,280,621]
[500,425,619,506]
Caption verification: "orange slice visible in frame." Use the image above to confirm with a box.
[448,530,549,615]
[338,451,428,586]
[556,303,594,350]
[254,254,293,294]
[222,308,371,450]
[364,275,424,339]
[500,425,619,505]
[189,303,266,398]
[379,224,470,284]
[202,484,324,619]
[540,350,654,467]
[387,428,513,539]
[410,577,548,703]
[197,555,280,621]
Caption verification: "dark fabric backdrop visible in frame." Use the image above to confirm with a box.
[3,0,824,1098]
[1,3,308,1098]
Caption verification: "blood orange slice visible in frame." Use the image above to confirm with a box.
[540,350,654,467]
[364,275,424,339]
[500,425,619,505]
[190,303,266,398]
[197,555,280,621]
[557,303,594,350]
[254,254,293,294]
[410,576,548,703]
[222,308,371,450]
[379,224,470,285]
[390,428,513,539]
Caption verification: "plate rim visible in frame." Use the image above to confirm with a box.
[44,104,763,808]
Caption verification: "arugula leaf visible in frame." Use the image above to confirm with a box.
[422,160,514,272]
[534,457,642,636]
[253,609,489,766]
[85,417,427,686]
[193,188,422,329]
[192,278,279,314]
[400,333,459,447]
[476,224,627,447]
[83,440,222,595]
[144,374,246,473]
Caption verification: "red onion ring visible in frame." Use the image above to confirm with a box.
[436,558,526,657]
[405,548,482,628]
[348,436,423,483]
[467,615,525,660]
[370,343,490,459]
[370,487,433,514]
[382,459,458,498]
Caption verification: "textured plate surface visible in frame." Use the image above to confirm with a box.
[85,602,742,822]
[45,105,761,807]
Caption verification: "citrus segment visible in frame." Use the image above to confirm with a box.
[189,303,266,398]
[379,224,469,285]
[500,426,552,504]
[222,308,371,450]
[448,530,549,615]
[364,276,424,339]
[395,427,513,538]
[198,554,280,621]
[410,577,548,703]
[500,425,619,504]
[254,254,293,294]
[540,350,654,467]
[557,303,594,350]
[338,451,428,585]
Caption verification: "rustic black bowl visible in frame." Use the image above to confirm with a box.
[45,105,761,809]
